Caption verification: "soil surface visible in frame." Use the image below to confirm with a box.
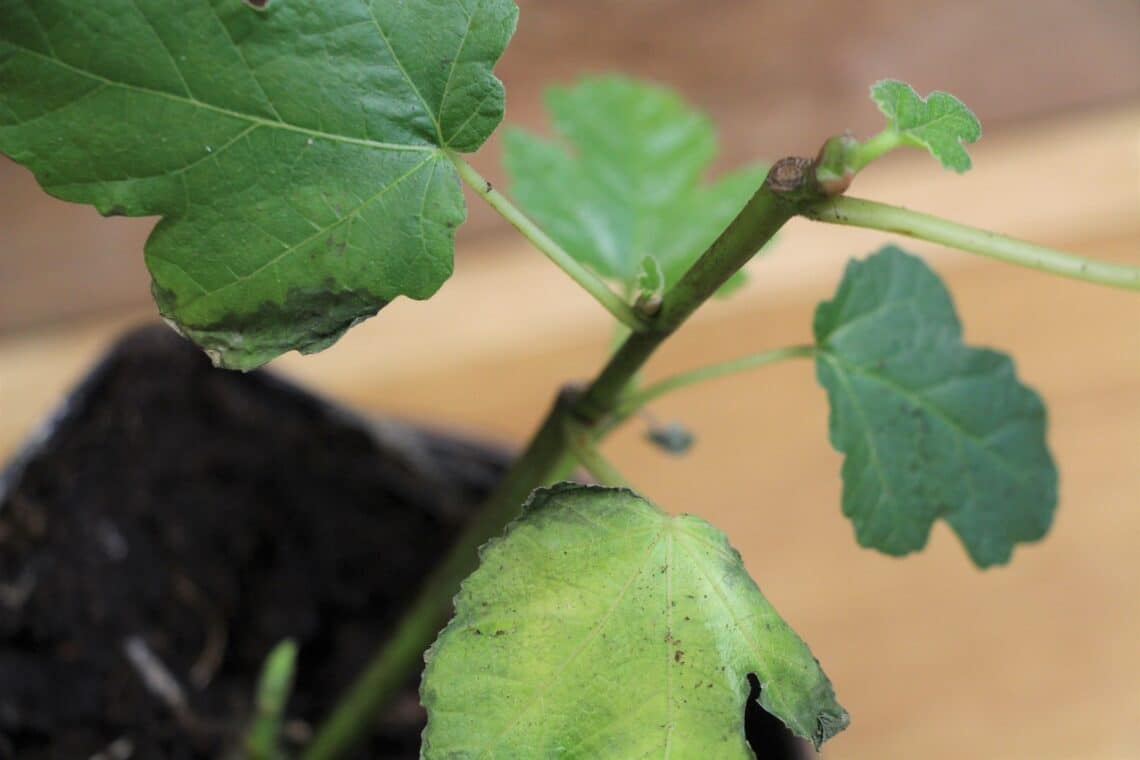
[0,326,510,759]
[0,325,805,759]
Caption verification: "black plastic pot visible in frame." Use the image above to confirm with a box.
[0,324,807,759]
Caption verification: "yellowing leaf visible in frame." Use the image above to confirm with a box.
[422,484,848,757]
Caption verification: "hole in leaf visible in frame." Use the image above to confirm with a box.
[744,673,810,759]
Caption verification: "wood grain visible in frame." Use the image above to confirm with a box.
[1,106,1138,758]
[2,0,1138,330]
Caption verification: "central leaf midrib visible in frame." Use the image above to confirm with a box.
[473,523,666,758]
[5,41,437,154]
[366,2,445,144]
[821,350,1034,483]
[174,152,439,312]
[903,107,971,135]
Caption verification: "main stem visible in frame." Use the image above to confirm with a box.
[301,157,821,760]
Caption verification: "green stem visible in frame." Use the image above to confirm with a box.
[244,639,298,760]
[302,156,823,760]
[301,393,577,760]
[848,129,903,173]
[613,345,816,420]
[805,196,1140,291]
[574,158,816,424]
[446,151,649,331]
[565,422,630,488]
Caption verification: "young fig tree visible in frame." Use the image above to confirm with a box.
[2,1,1136,758]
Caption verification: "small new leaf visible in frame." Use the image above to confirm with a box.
[813,246,1056,567]
[504,76,766,298]
[634,255,665,315]
[636,255,666,299]
[0,0,517,368]
[422,484,848,757]
[870,80,981,172]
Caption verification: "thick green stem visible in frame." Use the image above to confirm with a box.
[805,196,1140,291]
[446,151,649,331]
[574,158,813,424]
[613,344,816,420]
[302,156,822,760]
[301,392,576,760]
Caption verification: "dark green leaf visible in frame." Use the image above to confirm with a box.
[503,75,766,297]
[813,246,1056,567]
[0,0,517,368]
[870,80,981,172]
[422,483,848,757]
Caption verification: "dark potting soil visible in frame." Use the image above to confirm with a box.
[0,324,805,759]
[0,325,510,759]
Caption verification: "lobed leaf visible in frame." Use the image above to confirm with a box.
[0,0,517,368]
[503,75,766,298]
[870,80,981,172]
[421,483,848,757]
[813,246,1057,567]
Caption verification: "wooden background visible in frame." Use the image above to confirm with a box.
[1,1,1139,758]
[2,0,1138,331]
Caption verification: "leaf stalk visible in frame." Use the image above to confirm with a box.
[805,196,1140,291]
[564,420,630,488]
[446,151,650,331]
[612,345,817,420]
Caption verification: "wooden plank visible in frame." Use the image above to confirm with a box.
[1,108,1138,758]
[4,0,1138,329]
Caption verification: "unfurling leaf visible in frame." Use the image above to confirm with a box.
[422,483,848,757]
[870,80,981,172]
[0,0,517,369]
[636,255,666,300]
[813,246,1056,567]
[503,75,767,299]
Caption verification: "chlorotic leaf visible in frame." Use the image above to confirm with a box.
[0,0,517,369]
[503,75,767,297]
[870,80,981,172]
[422,483,848,757]
[813,246,1056,567]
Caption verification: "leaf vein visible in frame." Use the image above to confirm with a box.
[437,1,477,146]
[364,0,443,142]
[4,41,436,154]
[203,0,284,121]
[472,527,666,759]
[180,152,438,310]
[824,351,1036,483]
[127,0,194,99]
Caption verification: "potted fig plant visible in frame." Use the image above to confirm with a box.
[1,1,1136,758]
